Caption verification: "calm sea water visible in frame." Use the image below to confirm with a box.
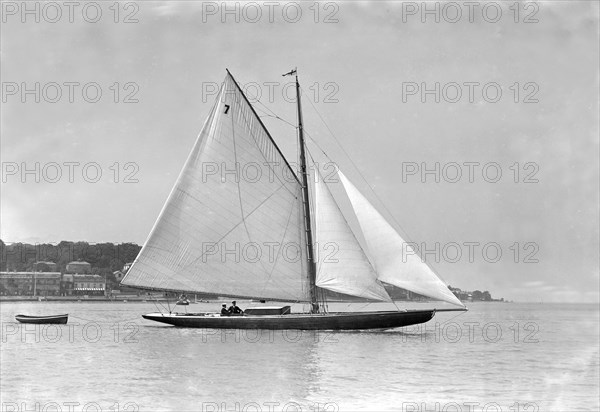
[1,301,598,412]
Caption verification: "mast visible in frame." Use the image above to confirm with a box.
[293,70,319,312]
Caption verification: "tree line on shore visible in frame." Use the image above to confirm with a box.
[0,240,141,283]
[0,240,500,301]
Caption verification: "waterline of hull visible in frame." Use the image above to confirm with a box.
[141,310,436,330]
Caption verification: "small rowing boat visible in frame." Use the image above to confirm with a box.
[15,314,68,324]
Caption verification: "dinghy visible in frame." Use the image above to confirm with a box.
[15,314,68,324]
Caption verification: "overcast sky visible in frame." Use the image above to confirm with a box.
[1,1,598,303]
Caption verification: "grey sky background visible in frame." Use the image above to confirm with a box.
[1,1,598,303]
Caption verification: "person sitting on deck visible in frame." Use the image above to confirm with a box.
[176,294,190,306]
[228,301,243,315]
[220,304,230,316]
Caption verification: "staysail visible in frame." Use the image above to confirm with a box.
[122,73,311,302]
[338,172,464,307]
[313,166,391,301]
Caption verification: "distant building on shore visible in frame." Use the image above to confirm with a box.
[449,286,472,301]
[66,260,92,274]
[112,262,143,295]
[63,274,106,296]
[0,272,62,296]
[0,271,106,297]
[33,261,58,272]
[113,269,126,283]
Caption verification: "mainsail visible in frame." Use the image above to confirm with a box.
[313,166,391,301]
[122,73,310,301]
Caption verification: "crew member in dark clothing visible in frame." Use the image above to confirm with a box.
[228,301,243,315]
[220,304,229,316]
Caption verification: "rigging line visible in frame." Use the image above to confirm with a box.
[300,87,453,287]
[251,93,295,127]
[303,129,335,165]
[391,300,403,313]
[251,100,297,128]
[258,113,297,128]
[437,307,467,325]
[253,107,277,120]
[253,107,271,119]
[252,105,294,126]
[149,291,170,314]
[246,92,278,116]
[322,290,329,314]
[252,104,271,115]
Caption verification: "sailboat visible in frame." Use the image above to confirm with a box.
[121,69,466,330]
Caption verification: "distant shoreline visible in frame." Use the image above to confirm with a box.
[0,296,174,303]
[0,296,508,304]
